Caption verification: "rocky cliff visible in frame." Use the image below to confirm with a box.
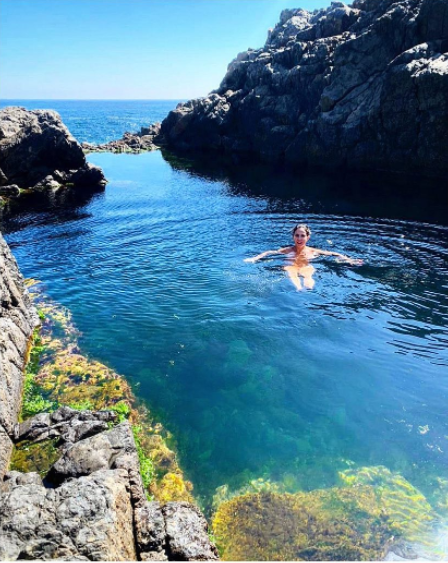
[161,0,448,178]
[0,233,218,560]
[0,235,39,480]
[0,107,106,206]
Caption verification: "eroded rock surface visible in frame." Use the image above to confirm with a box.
[48,421,139,483]
[161,0,448,178]
[163,502,219,561]
[16,405,117,444]
[0,107,107,195]
[0,469,137,561]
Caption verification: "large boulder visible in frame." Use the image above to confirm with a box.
[0,469,137,561]
[0,107,107,191]
[161,0,448,179]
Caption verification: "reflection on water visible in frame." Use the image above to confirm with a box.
[2,151,448,556]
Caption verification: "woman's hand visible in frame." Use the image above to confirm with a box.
[345,257,363,266]
[244,257,257,263]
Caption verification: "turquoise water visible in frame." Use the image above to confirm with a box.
[3,150,448,513]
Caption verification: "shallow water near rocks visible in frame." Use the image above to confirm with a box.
[3,149,448,552]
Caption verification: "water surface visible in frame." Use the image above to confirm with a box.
[3,151,448,519]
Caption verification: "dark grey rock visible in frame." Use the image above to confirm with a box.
[0,469,137,560]
[70,162,107,188]
[48,421,137,483]
[0,167,8,185]
[50,405,80,423]
[2,470,43,492]
[161,0,448,179]
[16,408,117,444]
[141,552,168,561]
[163,502,219,561]
[0,233,39,439]
[17,412,52,441]
[114,452,147,508]
[0,184,20,197]
[135,501,167,555]
[81,122,164,153]
[0,107,107,192]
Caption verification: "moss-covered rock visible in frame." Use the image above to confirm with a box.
[10,438,60,476]
[13,293,193,503]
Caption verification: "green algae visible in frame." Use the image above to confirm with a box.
[10,438,60,476]
[212,466,437,561]
[21,328,55,419]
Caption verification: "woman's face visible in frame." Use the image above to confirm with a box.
[293,227,309,247]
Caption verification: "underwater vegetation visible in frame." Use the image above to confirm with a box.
[11,285,192,502]
[212,466,436,561]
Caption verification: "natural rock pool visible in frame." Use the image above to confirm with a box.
[3,151,448,556]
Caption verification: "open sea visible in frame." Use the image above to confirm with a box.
[2,100,448,557]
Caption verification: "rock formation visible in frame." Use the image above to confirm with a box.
[82,123,164,154]
[0,107,107,206]
[161,0,448,179]
[0,235,39,481]
[0,232,218,561]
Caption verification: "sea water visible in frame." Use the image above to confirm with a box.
[1,100,448,552]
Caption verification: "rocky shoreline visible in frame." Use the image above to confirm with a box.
[0,235,218,561]
[0,107,107,213]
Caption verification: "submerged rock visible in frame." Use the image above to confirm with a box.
[0,107,107,194]
[212,466,435,561]
[161,0,448,179]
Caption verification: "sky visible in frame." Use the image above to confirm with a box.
[0,0,328,100]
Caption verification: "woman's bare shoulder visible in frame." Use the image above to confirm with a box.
[279,246,295,254]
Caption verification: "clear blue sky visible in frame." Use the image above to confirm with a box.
[0,0,328,100]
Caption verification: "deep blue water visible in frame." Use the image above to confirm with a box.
[1,102,448,533]
[0,99,182,144]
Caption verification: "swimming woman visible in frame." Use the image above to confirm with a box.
[244,223,362,291]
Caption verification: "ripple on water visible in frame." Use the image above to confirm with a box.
[3,152,448,552]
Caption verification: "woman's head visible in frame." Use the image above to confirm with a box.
[292,223,311,246]
[292,223,311,237]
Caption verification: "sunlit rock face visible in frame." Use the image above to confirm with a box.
[0,234,39,478]
[0,107,106,193]
[161,0,448,178]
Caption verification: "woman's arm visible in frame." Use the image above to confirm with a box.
[315,248,363,265]
[244,247,290,263]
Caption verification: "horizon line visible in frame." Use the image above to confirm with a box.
[0,98,189,101]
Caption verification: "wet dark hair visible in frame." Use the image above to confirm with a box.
[291,223,311,237]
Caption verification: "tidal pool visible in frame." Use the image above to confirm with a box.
[3,151,448,552]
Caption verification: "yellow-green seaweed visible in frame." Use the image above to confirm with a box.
[13,295,193,503]
[212,467,436,561]
[10,438,60,476]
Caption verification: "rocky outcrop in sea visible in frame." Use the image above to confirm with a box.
[0,107,107,208]
[161,0,448,178]
[0,232,218,561]
[81,123,164,154]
